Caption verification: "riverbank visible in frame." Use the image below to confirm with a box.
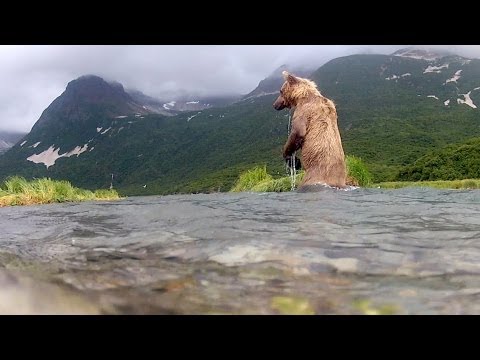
[0,176,119,207]
[374,179,480,189]
[230,156,373,192]
[230,159,480,192]
[234,175,480,192]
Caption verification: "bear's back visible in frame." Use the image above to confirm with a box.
[300,95,346,187]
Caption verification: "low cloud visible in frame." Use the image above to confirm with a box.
[0,45,478,132]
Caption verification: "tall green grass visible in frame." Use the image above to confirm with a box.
[249,171,305,192]
[0,176,120,207]
[230,165,273,192]
[346,155,372,187]
[230,155,371,192]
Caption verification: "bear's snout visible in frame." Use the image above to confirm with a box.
[273,96,287,110]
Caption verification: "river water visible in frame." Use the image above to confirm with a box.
[1,188,480,314]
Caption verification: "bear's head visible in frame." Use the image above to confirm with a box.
[273,71,320,110]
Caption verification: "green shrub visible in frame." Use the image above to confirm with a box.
[4,176,30,193]
[346,155,373,187]
[230,165,273,192]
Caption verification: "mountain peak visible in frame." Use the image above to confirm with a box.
[67,74,109,89]
[65,75,127,98]
[76,74,104,81]
[31,75,149,132]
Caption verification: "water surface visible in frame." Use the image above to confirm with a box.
[1,188,480,314]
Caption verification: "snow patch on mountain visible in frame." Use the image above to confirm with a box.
[66,144,89,157]
[424,64,449,73]
[163,101,176,110]
[187,112,202,122]
[457,92,477,109]
[385,75,399,80]
[445,70,462,84]
[27,143,90,168]
[385,73,411,81]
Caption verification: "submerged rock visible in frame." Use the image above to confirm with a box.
[0,269,101,315]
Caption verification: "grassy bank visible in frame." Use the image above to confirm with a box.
[230,156,372,192]
[230,156,480,192]
[0,176,120,207]
[374,179,480,190]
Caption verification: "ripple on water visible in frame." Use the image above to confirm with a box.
[2,188,480,314]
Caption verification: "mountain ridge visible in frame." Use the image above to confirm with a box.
[241,64,315,100]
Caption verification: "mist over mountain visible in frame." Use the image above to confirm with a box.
[0,131,26,154]
[242,64,315,99]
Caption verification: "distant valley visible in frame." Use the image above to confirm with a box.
[0,131,26,154]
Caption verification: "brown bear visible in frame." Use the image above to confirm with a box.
[273,71,347,189]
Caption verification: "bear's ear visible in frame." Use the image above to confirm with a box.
[282,71,298,85]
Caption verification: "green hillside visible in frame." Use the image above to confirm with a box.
[397,137,480,181]
[1,50,480,195]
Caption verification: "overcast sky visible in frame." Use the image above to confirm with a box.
[1,45,480,132]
